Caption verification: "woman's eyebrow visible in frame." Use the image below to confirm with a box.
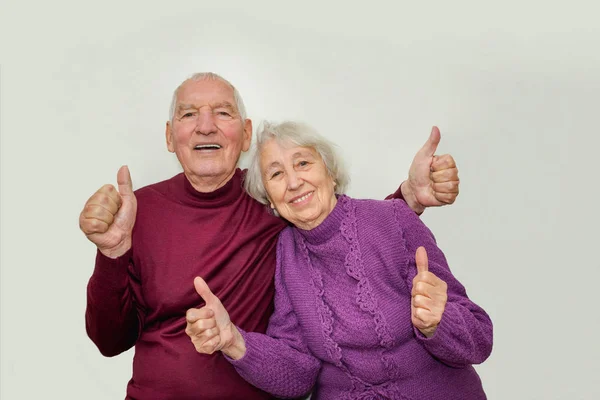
[263,161,282,174]
[292,151,315,159]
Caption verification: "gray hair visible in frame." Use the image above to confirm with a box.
[244,121,350,207]
[169,72,247,122]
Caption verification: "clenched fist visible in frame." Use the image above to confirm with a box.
[79,166,137,258]
[411,246,448,338]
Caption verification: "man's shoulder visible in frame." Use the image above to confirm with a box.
[134,173,181,200]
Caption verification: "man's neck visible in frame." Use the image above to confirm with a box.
[185,170,236,193]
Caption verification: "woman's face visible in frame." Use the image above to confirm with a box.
[260,139,337,230]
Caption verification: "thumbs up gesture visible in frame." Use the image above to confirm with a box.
[79,166,137,258]
[186,277,244,358]
[411,247,448,338]
[403,127,460,213]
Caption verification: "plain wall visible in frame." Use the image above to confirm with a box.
[2,1,599,399]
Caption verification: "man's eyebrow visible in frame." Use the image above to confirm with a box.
[212,101,236,111]
[176,103,197,111]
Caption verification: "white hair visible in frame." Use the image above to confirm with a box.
[244,121,350,207]
[168,72,247,122]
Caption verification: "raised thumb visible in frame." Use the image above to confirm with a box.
[194,276,216,305]
[418,126,441,158]
[117,165,134,197]
[416,246,429,274]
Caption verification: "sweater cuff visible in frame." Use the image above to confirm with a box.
[385,183,405,202]
[91,248,133,289]
[223,328,273,374]
[413,302,463,352]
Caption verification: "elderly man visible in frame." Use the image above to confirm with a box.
[79,72,459,400]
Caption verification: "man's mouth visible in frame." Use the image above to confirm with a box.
[194,144,222,151]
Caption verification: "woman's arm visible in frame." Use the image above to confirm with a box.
[393,200,493,367]
[186,241,321,399]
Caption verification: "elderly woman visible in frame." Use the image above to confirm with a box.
[186,121,493,399]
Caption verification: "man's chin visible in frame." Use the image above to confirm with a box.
[186,165,237,182]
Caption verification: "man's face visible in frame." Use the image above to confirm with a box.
[166,79,251,190]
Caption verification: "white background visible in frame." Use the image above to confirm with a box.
[2,1,599,399]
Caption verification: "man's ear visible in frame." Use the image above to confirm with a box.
[242,119,253,152]
[166,121,175,153]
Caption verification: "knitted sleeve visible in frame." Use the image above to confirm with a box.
[227,237,321,398]
[392,200,493,368]
[85,249,144,357]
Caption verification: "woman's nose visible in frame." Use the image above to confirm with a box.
[286,171,303,190]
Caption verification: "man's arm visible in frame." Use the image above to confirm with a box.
[80,166,142,356]
[86,250,143,356]
[386,127,459,214]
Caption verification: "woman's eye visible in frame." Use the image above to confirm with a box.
[271,171,282,179]
[298,161,309,167]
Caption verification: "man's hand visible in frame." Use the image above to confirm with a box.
[79,166,137,258]
[411,247,448,338]
[185,277,246,359]
[402,127,459,213]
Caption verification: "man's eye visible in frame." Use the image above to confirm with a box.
[181,112,195,119]
[215,110,233,119]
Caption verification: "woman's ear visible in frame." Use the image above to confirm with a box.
[266,196,275,209]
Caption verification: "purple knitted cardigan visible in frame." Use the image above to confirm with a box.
[228,196,493,399]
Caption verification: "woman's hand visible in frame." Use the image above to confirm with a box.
[185,277,246,359]
[411,247,448,338]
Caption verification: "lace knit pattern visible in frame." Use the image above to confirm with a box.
[297,196,407,397]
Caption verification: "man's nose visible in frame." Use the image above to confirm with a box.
[194,111,218,135]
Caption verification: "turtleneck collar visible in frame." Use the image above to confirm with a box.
[173,168,245,208]
[294,195,348,245]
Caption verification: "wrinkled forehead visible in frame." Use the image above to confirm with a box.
[260,139,319,165]
[176,78,237,108]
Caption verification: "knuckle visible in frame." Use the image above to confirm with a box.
[101,184,115,193]
[89,219,106,232]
